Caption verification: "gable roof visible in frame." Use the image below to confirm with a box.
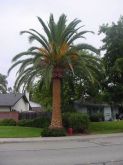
[29,101,41,108]
[0,93,28,107]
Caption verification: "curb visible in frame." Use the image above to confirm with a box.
[0,133,123,144]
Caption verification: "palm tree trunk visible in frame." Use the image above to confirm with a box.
[49,76,63,129]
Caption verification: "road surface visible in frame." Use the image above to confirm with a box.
[0,135,123,165]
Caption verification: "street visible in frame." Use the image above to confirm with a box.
[0,135,123,165]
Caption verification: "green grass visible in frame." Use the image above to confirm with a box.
[1,121,123,138]
[0,126,42,138]
[89,120,123,134]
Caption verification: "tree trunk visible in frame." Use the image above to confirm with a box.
[49,76,63,129]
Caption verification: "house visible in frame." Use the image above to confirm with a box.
[30,101,42,112]
[74,101,121,121]
[0,93,30,121]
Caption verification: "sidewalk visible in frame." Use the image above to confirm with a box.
[0,133,123,144]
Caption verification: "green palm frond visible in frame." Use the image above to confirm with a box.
[37,16,52,41]
[12,51,40,62]
[20,30,49,52]
[28,46,39,51]
[68,31,93,44]
[9,14,102,90]
[75,43,100,54]
[30,29,49,45]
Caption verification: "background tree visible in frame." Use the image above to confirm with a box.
[99,16,123,104]
[8,14,102,129]
[30,82,52,112]
[0,73,7,93]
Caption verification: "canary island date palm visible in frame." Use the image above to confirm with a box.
[0,73,7,93]
[8,14,102,129]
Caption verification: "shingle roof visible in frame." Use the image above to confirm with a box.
[0,93,25,106]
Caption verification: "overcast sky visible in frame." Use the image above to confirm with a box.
[0,0,123,88]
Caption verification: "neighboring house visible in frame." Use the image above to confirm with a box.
[19,101,43,120]
[74,101,121,121]
[0,93,30,121]
[29,101,42,112]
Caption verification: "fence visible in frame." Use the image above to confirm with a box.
[19,111,51,120]
[0,112,19,122]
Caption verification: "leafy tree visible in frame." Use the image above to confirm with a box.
[61,51,105,109]
[0,73,7,93]
[30,82,52,112]
[99,16,123,103]
[8,14,102,129]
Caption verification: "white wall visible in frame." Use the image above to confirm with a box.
[104,106,112,121]
[12,98,29,112]
[0,107,10,112]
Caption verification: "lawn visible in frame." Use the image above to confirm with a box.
[89,120,123,134]
[1,121,123,138]
[0,126,41,138]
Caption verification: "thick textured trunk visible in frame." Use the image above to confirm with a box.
[49,68,63,129]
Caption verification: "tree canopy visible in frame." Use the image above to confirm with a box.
[99,16,123,103]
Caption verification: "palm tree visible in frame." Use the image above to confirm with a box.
[8,14,102,129]
[0,73,7,93]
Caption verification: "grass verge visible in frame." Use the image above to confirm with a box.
[0,126,41,138]
[89,120,123,134]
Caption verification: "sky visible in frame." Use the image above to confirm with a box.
[0,0,123,88]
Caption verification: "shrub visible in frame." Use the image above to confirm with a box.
[17,116,50,128]
[90,113,104,122]
[0,119,16,126]
[17,119,34,127]
[69,113,89,133]
[32,117,50,128]
[63,112,89,133]
[41,128,66,137]
[62,112,71,128]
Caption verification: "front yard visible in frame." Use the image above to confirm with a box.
[89,120,123,134]
[0,120,123,137]
[0,126,41,138]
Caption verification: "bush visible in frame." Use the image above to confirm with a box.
[32,117,50,128]
[90,113,104,122]
[17,119,34,127]
[62,112,71,128]
[41,128,66,137]
[69,113,89,133]
[0,119,16,126]
[63,112,89,133]
[18,116,50,128]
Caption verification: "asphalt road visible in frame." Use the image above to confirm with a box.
[0,135,123,165]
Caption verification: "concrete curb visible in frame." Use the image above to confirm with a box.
[0,133,123,144]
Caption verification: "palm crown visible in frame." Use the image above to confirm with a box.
[8,14,100,90]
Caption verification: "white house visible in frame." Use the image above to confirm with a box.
[74,101,120,121]
[0,93,30,112]
[0,93,31,121]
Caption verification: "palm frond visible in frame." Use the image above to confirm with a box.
[68,31,93,45]
[37,16,51,41]
[75,43,100,54]
[12,51,40,62]
[20,30,49,52]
